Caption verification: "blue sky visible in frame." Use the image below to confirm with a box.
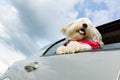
[0,0,120,75]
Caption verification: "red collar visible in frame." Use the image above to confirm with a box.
[65,39,100,50]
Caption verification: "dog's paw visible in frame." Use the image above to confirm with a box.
[67,41,92,53]
[56,46,68,55]
[80,44,92,51]
[67,41,82,53]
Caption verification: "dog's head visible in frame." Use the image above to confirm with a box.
[61,18,104,46]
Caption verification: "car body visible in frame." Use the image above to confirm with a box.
[1,20,120,80]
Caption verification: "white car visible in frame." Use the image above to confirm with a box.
[1,20,120,80]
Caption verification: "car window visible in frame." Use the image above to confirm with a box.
[32,44,51,57]
[43,39,120,56]
[103,42,120,50]
[43,40,66,56]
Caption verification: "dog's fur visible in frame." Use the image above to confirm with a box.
[56,18,104,54]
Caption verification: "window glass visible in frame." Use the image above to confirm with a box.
[44,40,66,56]
[103,43,120,50]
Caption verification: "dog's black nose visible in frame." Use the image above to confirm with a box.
[83,23,88,29]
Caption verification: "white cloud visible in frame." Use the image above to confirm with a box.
[0,73,3,78]
[11,0,80,40]
[92,10,112,26]
[85,0,120,26]
[0,40,26,74]
[0,61,8,75]
[85,9,112,26]
[0,2,44,55]
[0,3,26,75]
[0,23,10,39]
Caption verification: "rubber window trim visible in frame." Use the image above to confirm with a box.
[42,38,66,56]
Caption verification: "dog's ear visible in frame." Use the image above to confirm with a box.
[61,21,75,35]
[89,27,104,46]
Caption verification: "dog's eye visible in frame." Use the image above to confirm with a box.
[83,23,88,29]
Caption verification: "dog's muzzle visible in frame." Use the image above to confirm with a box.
[79,23,88,35]
[79,28,86,35]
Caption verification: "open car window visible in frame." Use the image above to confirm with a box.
[42,19,120,56]
[42,39,120,56]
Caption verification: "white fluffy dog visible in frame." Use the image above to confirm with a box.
[56,18,104,55]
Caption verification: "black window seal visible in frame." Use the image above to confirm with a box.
[42,38,66,56]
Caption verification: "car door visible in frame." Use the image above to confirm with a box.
[1,43,120,80]
[8,42,119,80]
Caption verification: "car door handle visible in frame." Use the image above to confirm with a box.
[24,62,39,72]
